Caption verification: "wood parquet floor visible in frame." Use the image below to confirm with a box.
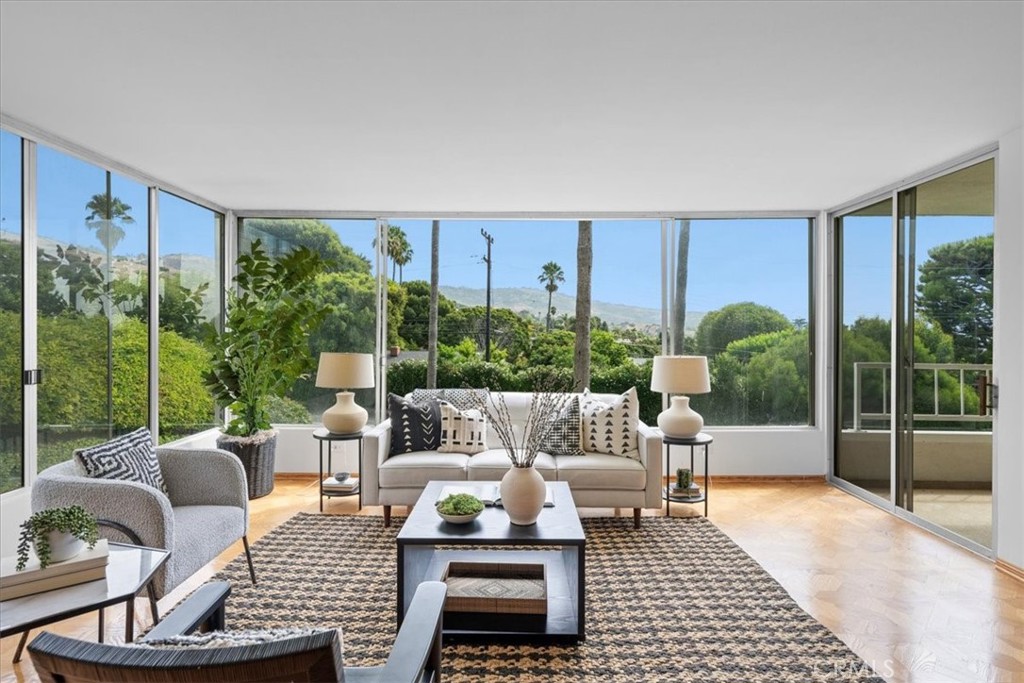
[2,478,1021,683]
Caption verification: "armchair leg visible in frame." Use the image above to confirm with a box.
[384,506,392,527]
[148,582,161,624]
[633,508,641,529]
[242,535,257,586]
[12,630,29,663]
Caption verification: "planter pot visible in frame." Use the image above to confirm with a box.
[500,465,546,526]
[388,345,401,357]
[216,430,278,499]
[37,532,85,564]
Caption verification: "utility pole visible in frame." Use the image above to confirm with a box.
[481,228,494,361]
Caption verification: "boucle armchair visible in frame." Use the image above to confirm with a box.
[32,447,257,601]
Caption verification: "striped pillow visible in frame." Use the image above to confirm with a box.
[74,427,167,493]
[438,402,488,455]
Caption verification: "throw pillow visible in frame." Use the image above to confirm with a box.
[438,401,488,455]
[541,395,585,456]
[411,387,489,412]
[388,393,441,455]
[137,627,337,649]
[74,427,168,493]
[580,387,640,458]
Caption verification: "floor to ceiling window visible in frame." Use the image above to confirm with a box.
[35,146,150,474]
[833,158,994,551]
[0,130,23,494]
[157,191,224,442]
[670,217,815,426]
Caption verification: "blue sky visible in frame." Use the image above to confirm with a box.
[0,130,992,325]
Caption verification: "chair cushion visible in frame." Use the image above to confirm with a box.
[438,402,488,455]
[541,396,585,456]
[379,452,469,488]
[555,453,647,490]
[137,627,338,649]
[580,387,640,458]
[388,393,441,456]
[169,506,245,590]
[467,449,557,481]
[74,427,168,493]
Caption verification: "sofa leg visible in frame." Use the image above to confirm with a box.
[242,535,257,586]
[633,508,641,529]
[384,506,392,527]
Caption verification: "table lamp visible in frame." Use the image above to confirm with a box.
[315,352,375,434]
[650,355,711,438]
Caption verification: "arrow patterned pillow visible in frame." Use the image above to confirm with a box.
[580,387,640,458]
[74,427,168,493]
[388,393,441,456]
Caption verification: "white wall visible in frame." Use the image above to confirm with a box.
[994,126,1024,569]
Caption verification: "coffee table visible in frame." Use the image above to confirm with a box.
[397,480,586,644]
[1,542,169,662]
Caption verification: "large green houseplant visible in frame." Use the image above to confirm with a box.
[204,239,329,498]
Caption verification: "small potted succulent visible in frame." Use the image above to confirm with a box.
[674,468,693,494]
[17,506,99,570]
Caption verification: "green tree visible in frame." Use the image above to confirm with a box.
[85,192,133,255]
[537,261,565,331]
[244,218,370,274]
[0,241,66,314]
[400,280,456,349]
[695,302,792,356]
[916,234,993,362]
[393,235,413,283]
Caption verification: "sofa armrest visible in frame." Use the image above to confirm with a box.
[360,419,392,506]
[32,472,174,551]
[157,448,249,524]
[637,422,663,508]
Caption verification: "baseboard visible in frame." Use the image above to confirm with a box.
[995,559,1024,583]
[274,472,319,481]
[663,474,826,484]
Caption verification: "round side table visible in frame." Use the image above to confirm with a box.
[662,432,713,517]
[313,427,364,512]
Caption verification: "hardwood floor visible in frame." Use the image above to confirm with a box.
[2,478,1021,682]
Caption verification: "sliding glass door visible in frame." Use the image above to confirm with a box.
[834,158,995,551]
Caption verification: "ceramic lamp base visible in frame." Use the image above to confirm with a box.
[322,391,367,434]
[657,395,703,438]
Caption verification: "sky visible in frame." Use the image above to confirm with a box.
[0,130,993,327]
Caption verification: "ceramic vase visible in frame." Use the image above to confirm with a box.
[500,464,546,526]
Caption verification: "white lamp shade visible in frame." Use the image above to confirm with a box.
[650,356,711,394]
[315,352,375,389]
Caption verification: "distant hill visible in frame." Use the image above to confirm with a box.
[440,285,705,333]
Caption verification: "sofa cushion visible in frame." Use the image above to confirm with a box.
[555,453,646,490]
[411,387,489,412]
[388,393,441,456]
[74,427,168,493]
[438,402,488,455]
[541,395,585,456]
[379,451,470,488]
[580,387,639,458]
[467,449,557,481]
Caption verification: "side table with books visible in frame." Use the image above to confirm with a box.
[313,427,363,512]
[662,432,713,517]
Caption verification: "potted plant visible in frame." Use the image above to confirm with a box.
[204,239,329,499]
[17,506,99,570]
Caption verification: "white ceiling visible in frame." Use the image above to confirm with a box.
[1,1,1021,214]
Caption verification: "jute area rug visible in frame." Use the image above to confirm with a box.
[204,513,882,682]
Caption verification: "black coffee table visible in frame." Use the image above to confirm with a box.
[397,480,586,644]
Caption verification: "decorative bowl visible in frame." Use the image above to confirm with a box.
[438,509,483,525]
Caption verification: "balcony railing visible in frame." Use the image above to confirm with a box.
[852,362,993,431]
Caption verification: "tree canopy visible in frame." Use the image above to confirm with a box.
[694,302,792,356]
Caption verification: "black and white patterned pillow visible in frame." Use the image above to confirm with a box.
[74,427,167,493]
[438,402,488,455]
[580,387,639,458]
[388,393,441,456]
[411,387,489,412]
[541,396,585,456]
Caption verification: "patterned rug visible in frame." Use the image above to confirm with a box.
[203,513,882,682]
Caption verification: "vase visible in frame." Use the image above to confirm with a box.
[39,531,85,564]
[500,465,546,526]
[216,430,278,499]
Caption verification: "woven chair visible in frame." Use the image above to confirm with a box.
[28,581,448,683]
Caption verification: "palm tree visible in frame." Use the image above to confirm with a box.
[372,224,409,280]
[394,236,413,283]
[427,220,440,388]
[538,261,565,331]
[672,219,691,354]
[574,222,592,391]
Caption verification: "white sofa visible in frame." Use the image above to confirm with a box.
[361,391,663,527]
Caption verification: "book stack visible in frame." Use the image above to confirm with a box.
[0,539,110,601]
[322,476,358,493]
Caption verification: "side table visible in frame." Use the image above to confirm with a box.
[662,432,713,517]
[313,427,364,512]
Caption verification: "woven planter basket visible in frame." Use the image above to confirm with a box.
[216,431,278,499]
